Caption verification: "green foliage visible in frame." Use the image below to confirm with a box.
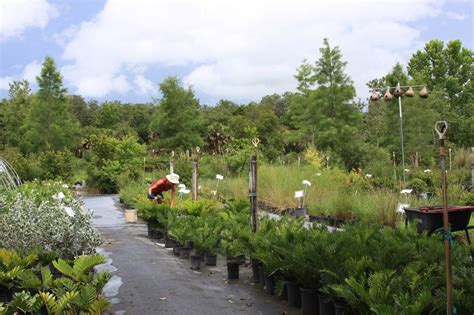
[36,149,77,181]
[149,76,203,151]
[21,57,80,154]
[85,134,146,193]
[0,181,101,258]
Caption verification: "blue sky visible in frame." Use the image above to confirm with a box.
[0,0,472,105]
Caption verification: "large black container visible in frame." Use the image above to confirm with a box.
[318,294,335,315]
[226,262,239,280]
[286,281,302,307]
[300,288,319,315]
[404,206,474,233]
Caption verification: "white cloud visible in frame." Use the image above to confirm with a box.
[0,0,57,42]
[0,60,41,90]
[133,75,154,95]
[60,0,445,101]
[0,76,14,90]
[21,60,42,82]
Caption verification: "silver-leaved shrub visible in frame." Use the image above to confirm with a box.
[0,181,101,258]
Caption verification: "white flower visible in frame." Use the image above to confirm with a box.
[62,184,69,188]
[216,174,224,180]
[404,169,410,172]
[302,180,311,186]
[365,174,372,179]
[315,172,322,177]
[423,169,432,173]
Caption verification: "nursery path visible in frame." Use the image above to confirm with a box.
[83,195,298,315]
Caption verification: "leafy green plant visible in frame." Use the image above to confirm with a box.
[0,188,101,258]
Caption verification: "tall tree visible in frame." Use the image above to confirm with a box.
[21,56,80,153]
[0,80,31,149]
[290,39,362,169]
[407,40,473,146]
[149,76,203,151]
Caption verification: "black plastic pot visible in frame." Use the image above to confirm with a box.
[205,253,217,266]
[164,236,174,248]
[334,302,350,315]
[0,291,10,303]
[251,262,261,283]
[236,254,246,265]
[300,288,319,315]
[180,247,191,259]
[318,294,335,315]
[190,255,201,270]
[264,274,276,295]
[258,265,265,289]
[172,245,181,256]
[147,222,163,239]
[294,207,307,217]
[226,262,239,280]
[286,281,301,307]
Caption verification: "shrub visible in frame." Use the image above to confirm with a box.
[37,149,77,181]
[85,135,146,193]
[0,181,101,258]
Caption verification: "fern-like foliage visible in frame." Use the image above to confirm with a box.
[17,269,41,289]
[52,255,105,283]
[40,290,79,315]
[73,284,97,309]
[91,271,112,293]
[89,296,110,314]
[8,290,43,314]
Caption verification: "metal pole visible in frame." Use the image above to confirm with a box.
[449,148,452,171]
[398,96,406,185]
[435,121,453,315]
[249,155,257,233]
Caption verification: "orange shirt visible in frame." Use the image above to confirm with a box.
[149,177,174,194]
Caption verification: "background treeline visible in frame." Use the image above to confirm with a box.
[0,38,472,193]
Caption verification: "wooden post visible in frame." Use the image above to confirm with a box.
[192,147,200,201]
[249,138,259,233]
[435,121,453,315]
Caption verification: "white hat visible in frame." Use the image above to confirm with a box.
[166,173,180,184]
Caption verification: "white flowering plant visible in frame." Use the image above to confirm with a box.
[0,180,101,259]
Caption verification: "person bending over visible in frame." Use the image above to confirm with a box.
[147,173,180,207]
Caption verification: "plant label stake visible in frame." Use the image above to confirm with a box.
[214,174,224,198]
[170,151,175,174]
[249,138,259,233]
[192,147,200,201]
[301,180,311,208]
[294,190,304,208]
[435,121,453,315]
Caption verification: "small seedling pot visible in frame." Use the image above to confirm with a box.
[205,252,217,266]
[334,302,350,315]
[318,294,335,315]
[300,288,319,315]
[264,274,276,295]
[251,261,261,283]
[180,247,191,259]
[294,207,307,218]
